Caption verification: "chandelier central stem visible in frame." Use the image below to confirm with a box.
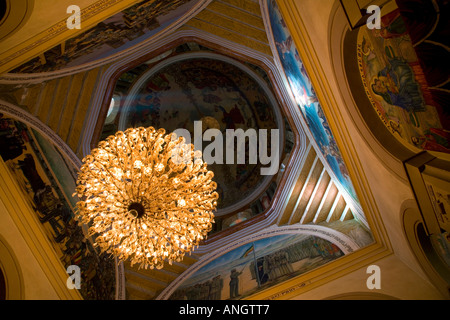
[128,202,146,219]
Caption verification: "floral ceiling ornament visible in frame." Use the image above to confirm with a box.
[75,126,218,269]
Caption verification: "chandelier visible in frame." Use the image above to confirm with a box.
[75,126,218,269]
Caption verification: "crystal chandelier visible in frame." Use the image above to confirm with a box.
[75,126,218,269]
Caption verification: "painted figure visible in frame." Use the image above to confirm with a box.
[229,268,242,299]
[371,59,425,112]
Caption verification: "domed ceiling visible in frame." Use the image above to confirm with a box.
[97,47,286,223]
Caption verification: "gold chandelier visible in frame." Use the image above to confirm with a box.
[75,126,218,270]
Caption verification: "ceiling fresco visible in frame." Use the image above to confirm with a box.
[265,0,359,205]
[357,7,450,155]
[0,0,388,301]
[158,221,373,300]
[98,45,292,231]
[167,233,345,300]
[9,0,197,73]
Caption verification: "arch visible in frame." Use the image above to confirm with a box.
[0,99,81,169]
[402,199,450,298]
[0,235,24,300]
[337,1,450,170]
[0,0,34,42]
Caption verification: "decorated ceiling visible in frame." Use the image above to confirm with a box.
[266,0,358,205]
[10,0,197,73]
[0,112,115,299]
[0,0,385,301]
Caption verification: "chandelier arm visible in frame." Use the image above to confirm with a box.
[145,188,180,203]
[93,160,133,201]
[136,140,166,200]
[127,139,140,198]
[135,163,148,200]
[148,224,167,252]
[108,136,138,198]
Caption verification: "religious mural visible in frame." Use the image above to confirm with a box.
[0,114,115,299]
[357,8,450,154]
[101,56,280,214]
[10,0,194,73]
[167,233,344,300]
[266,0,358,202]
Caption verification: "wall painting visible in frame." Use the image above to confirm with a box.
[0,113,116,299]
